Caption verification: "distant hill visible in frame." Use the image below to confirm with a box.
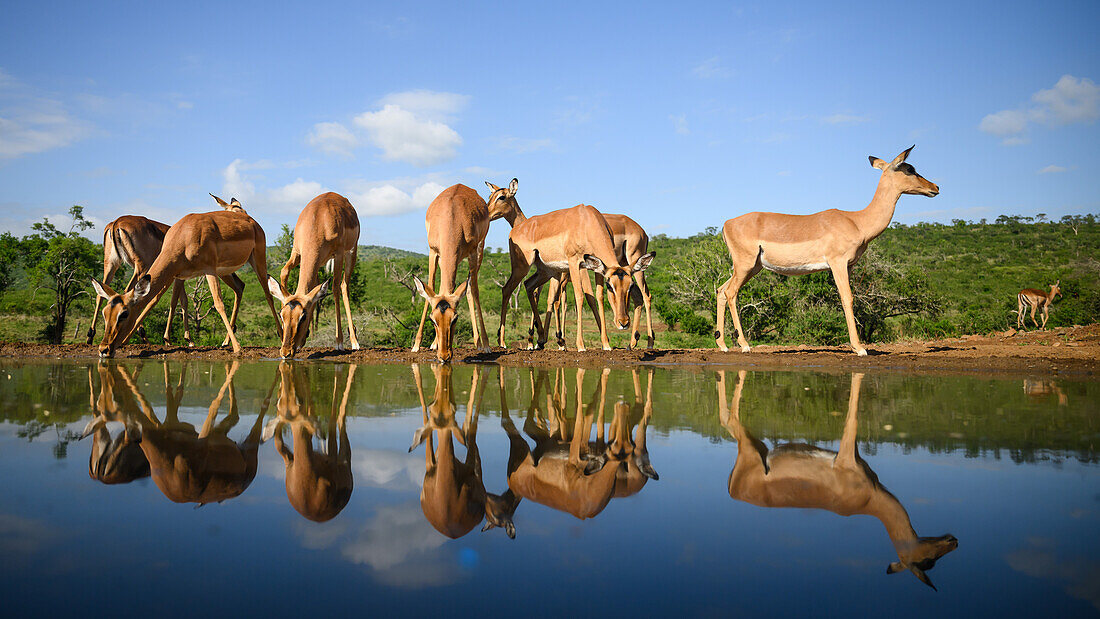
[357,245,425,261]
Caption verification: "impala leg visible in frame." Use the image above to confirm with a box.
[163,280,183,345]
[465,245,486,351]
[412,250,439,353]
[1041,303,1049,330]
[567,264,590,352]
[279,246,300,296]
[219,274,245,347]
[593,273,611,350]
[715,274,734,351]
[207,275,242,354]
[340,251,360,350]
[1028,299,1039,329]
[523,271,552,350]
[180,281,195,348]
[554,276,568,350]
[331,255,346,351]
[829,260,866,356]
[498,245,529,349]
[249,246,283,341]
[1016,295,1025,329]
[543,276,562,349]
[635,270,655,349]
[834,373,864,469]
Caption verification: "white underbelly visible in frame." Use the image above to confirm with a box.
[536,258,570,273]
[760,254,829,276]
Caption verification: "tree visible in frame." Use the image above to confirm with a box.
[27,206,97,344]
[0,232,21,296]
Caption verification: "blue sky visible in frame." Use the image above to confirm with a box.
[1,1,1097,252]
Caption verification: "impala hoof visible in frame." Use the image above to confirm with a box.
[856,348,868,357]
[717,345,729,352]
[351,343,361,351]
[740,345,751,353]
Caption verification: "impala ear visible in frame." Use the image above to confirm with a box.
[886,561,905,574]
[910,565,937,591]
[209,193,229,207]
[133,274,152,301]
[890,145,915,168]
[230,198,241,207]
[266,276,286,303]
[453,278,469,301]
[307,280,330,305]
[413,276,434,300]
[507,177,518,196]
[580,254,606,271]
[869,156,888,170]
[90,278,116,299]
[408,425,430,452]
[632,251,656,273]
[485,181,501,193]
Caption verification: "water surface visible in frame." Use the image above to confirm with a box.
[1,359,1097,617]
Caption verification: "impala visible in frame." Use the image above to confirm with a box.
[88,201,246,347]
[534,213,654,350]
[409,364,518,538]
[718,370,958,589]
[412,180,524,362]
[265,362,355,522]
[1016,281,1060,330]
[500,367,658,520]
[499,203,655,351]
[91,197,283,357]
[113,361,274,506]
[267,192,361,358]
[716,146,939,356]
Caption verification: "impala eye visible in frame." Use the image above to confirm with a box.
[118,310,128,320]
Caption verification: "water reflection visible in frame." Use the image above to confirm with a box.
[1023,379,1068,406]
[84,365,150,484]
[718,370,959,590]
[410,364,518,539]
[111,361,271,505]
[265,362,356,522]
[501,367,659,520]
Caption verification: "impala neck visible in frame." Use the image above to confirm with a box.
[503,205,527,227]
[867,487,918,547]
[855,179,903,241]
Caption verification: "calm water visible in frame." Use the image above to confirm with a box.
[1,359,1097,617]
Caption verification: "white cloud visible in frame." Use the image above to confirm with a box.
[378,90,469,119]
[354,104,462,167]
[176,100,193,110]
[670,114,689,135]
[980,75,1099,145]
[822,113,868,125]
[691,56,730,79]
[220,159,326,214]
[345,179,446,216]
[1038,165,1067,174]
[492,135,555,153]
[1031,75,1100,124]
[307,122,359,158]
[0,69,89,159]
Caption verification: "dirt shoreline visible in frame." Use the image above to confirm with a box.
[2,324,1097,379]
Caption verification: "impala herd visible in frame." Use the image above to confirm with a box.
[87,145,1059,361]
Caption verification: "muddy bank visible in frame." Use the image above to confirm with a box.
[3,325,1097,378]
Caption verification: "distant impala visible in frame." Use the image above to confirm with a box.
[1017,281,1060,330]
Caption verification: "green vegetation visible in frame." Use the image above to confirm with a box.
[0,213,1096,348]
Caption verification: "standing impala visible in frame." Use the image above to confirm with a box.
[88,200,246,347]
[265,362,355,522]
[409,364,518,538]
[718,370,958,589]
[499,204,654,351]
[1017,281,1060,330]
[91,199,283,357]
[716,146,939,356]
[267,192,361,358]
[412,180,524,363]
[535,213,655,350]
